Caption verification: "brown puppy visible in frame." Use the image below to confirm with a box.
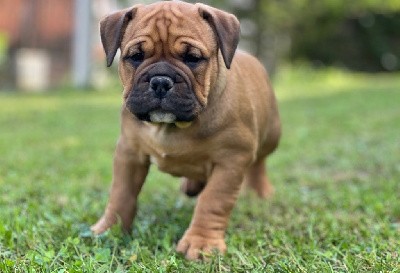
[91,1,281,260]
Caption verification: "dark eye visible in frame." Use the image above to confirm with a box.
[183,53,204,68]
[126,52,145,67]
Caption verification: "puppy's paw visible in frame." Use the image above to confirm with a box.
[176,232,226,260]
[90,214,117,235]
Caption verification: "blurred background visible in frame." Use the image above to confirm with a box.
[1,2,399,270]
[0,0,399,92]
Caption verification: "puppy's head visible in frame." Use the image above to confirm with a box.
[100,1,240,124]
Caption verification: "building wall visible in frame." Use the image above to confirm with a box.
[0,0,73,46]
[0,0,73,88]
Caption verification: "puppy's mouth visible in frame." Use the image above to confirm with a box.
[126,90,200,123]
[148,110,193,129]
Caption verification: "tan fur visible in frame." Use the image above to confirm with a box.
[92,1,281,261]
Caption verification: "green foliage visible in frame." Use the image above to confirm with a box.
[203,0,400,72]
[260,0,400,71]
[0,69,400,271]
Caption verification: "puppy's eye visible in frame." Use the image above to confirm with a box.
[126,52,145,67]
[183,53,204,68]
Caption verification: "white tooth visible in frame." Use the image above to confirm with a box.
[149,110,176,123]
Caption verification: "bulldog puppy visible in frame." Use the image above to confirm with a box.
[91,1,281,260]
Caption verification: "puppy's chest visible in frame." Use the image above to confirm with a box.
[149,153,211,181]
[141,128,212,180]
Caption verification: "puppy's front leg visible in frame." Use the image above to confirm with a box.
[91,138,149,234]
[176,165,244,260]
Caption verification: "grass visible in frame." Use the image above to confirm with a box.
[0,67,399,272]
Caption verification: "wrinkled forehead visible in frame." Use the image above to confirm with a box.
[122,2,216,54]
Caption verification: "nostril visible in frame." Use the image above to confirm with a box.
[150,76,174,98]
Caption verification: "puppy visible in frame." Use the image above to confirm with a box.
[91,1,281,260]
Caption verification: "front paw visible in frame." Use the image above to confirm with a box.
[90,214,118,235]
[176,230,226,260]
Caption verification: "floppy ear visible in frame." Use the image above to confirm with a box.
[100,6,140,67]
[197,4,240,69]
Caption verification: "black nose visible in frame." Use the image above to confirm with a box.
[150,76,173,98]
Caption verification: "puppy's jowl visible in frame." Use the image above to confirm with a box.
[92,1,281,260]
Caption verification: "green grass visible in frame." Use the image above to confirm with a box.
[1,67,399,272]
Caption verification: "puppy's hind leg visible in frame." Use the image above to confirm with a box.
[180,178,205,197]
[244,159,274,198]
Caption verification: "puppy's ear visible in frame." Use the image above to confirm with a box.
[197,4,240,69]
[100,6,140,67]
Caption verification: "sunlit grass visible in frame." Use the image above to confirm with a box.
[275,64,400,100]
[0,67,399,272]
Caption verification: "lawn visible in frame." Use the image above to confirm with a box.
[0,67,399,272]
